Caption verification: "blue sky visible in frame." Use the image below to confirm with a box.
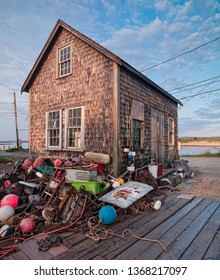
[0,0,220,143]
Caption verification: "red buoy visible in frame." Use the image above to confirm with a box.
[54,158,62,167]
[22,159,33,171]
[33,156,44,169]
[1,194,21,208]
[20,218,36,234]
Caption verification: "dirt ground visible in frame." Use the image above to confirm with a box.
[178,156,220,199]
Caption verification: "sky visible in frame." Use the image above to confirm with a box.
[0,0,220,144]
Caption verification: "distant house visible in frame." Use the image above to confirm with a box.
[21,19,182,176]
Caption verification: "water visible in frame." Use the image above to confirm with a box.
[0,141,29,150]
[179,146,220,156]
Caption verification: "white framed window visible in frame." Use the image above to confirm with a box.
[58,45,71,77]
[65,107,85,149]
[168,118,174,145]
[46,110,62,149]
[46,106,84,150]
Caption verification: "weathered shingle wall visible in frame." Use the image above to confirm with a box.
[118,67,178,172]
[29,28,115,161]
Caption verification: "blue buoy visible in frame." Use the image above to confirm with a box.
[98,205,117,225]
[127,153,133,159]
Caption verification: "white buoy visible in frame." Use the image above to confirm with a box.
[0,224,9,237]
[153,200,162,210]
[0,206,15,224]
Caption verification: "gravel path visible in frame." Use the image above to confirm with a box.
[179,157,220,199]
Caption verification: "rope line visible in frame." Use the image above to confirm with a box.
[86,217,166,252]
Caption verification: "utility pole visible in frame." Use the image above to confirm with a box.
[13,92,19,148]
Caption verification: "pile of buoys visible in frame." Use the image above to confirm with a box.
[0,194,23,230]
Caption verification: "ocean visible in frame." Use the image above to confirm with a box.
[179,146,220,156]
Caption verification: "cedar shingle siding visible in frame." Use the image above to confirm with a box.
[119,68,178,171]
[22,20,181,176]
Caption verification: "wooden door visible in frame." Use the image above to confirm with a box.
[151,109,164,163]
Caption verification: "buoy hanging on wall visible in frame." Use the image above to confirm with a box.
[84,152,110,165]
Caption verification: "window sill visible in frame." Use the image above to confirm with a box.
[63,147,85,152]
[46,147,85,153]
[56,72,72,80]
[47,147,62,150]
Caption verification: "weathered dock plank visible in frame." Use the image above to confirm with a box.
[116,196,203,260]
[60,194,194,260]
[158,199,220,260]
[180,202,220,260]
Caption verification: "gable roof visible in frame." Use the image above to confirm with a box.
[21,19,182,106]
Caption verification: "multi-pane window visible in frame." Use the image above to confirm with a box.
[168,118,174,145]
[59,45,71,77]
[67,108,82,148]
[47,111,61,147]
[133,119,142,149]
[46,107,84,150]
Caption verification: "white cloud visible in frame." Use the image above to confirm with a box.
[154,0,171,11]
[0,0,219,139]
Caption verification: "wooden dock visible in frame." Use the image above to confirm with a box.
[4,194,220,260]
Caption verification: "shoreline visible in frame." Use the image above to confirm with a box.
[179,141,220,147]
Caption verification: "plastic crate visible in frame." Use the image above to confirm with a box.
[71,181,107,194]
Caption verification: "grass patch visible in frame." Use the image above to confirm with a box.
[0,157,13,164]
[179,137,220,143]
[6,147,20,152]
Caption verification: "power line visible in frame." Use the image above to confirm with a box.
[0,102,13,104]
[179,87,220,101]
[168,75,220,92]
[140,36,220,72]
[0,101,28,104]
[171,79,220,94]
[182,76,220,104]
[0,111,28,116]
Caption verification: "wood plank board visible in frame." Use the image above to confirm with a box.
[180,203,220,260]
[115,196,203,259]
[8,250,30,260]
[62,232,88,249]
[158,198,220,260]
[99,194,195,260]
[17,239,53,260]
[129,197,212,259]
[3,254,16,260]
[49,244,68,257]
[203,216,220,260]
